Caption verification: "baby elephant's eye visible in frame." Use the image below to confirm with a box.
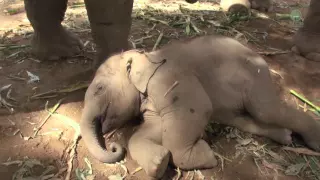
[94,83,105,96]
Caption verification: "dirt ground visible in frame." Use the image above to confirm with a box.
[0,0,320,179]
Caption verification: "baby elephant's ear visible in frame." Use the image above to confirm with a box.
[128,51,166,93]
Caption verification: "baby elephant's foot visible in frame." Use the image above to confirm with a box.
[30,26,83,61]
[268,128,292,145]
[147,149,170,179]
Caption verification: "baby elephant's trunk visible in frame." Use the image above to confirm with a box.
[80,108,125,163]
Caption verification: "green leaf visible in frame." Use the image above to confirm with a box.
[290,9,303,22]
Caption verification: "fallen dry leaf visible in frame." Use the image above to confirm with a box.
[285,163,305,176]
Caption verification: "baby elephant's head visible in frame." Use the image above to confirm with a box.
[80,49,166,164]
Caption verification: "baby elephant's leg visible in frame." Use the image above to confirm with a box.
[162,115,218,170]
[222,115,292,145]
[244,62,320,151]
[159,79,218,170]
[128,111,170,179]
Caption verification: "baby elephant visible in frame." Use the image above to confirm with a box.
[80,35,320,179]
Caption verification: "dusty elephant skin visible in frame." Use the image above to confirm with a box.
[80,34,320,179]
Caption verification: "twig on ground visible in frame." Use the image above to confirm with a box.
[254,158,265,175]
[282,147,320,156]
[134,35,153,44]
[257,50,291,56]
[65,134,81,180]
[45,109,81,180]
[6,88,17,102]
[6,51,21,59]
[152,32,164,51]
[30,82,89,100]
[32,99,63,138]
[6,75,26,81]
[174,167,182,180]
[53,167,67,179]
[212,151,232,171]
[0,44,29,50]
[0,84,16,112]
[69,4,85,8]
[32,95,59,99]
[269,69,284,79]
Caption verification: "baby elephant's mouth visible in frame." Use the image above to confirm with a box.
[99,110,113,135]
[99,102,114,135]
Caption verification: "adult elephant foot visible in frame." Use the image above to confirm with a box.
[24,0,83,61]
[220,0,272,15]
[185,0,198,3]
[292,0,320,62]
[249,0,273,12]
[220,0,251,15]
[292,32,320,62]
[30,26,83,61]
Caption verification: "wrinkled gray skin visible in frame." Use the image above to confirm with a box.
[80,35,320,179]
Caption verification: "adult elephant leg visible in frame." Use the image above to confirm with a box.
[292,0,320,62]
[244,62,320,151]
[84,0,134,68]
[218,114,292,145]
[24,0,83,60]
[128,111,170,179]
